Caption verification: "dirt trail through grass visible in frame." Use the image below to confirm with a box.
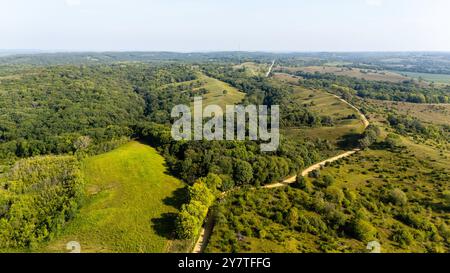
[266,60,275,77]
[331,94,370,128]
[192,85,370,253]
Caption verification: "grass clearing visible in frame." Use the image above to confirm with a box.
[284,83,366,145]
[40,141,187,253]
[369,99,450,126]
[193,73,245,110]
[233,62,270,77]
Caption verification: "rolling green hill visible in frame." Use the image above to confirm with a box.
[40,141,187,253]
[194,73,246,110]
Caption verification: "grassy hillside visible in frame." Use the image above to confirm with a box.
[194,73,245,110]
[233,62,270,77]
[280,78,366,147]
[41,141,187,253]
[369,100,450,126]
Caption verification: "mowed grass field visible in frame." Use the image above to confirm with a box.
[41,141,186,253]
[194,73,245,110]
[280,66,409,83]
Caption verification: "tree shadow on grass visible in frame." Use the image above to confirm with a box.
[150,186,189,239]
[163,186,188,210]
[151,212,178,239]
[337,133,362,150]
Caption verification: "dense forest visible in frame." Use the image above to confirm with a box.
[0,64,198,160]
[0,156,84,249]
[0,63,337,162]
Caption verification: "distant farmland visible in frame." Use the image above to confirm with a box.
[391,71,450,85]
[279,66,409,83]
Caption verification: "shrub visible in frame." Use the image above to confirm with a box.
[351,218,377,242]
[323,203,348,228]
[296,212,311,233]
[292,176,313,193]
[388,189,408,206]
[391,226,414,247]
[438,222,450,243]
[189,182,214,206]
[286,207,299,228]
[397,211,433,231]
[176,209,201,239]
[385,133,401,149]
[322,175,335,187]
[309,169,320,179]
[305,214,328,235]
[325,186,345,205]
[273,211,283,224]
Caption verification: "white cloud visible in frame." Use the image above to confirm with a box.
[65,0,81,7]
[365,0,383,7]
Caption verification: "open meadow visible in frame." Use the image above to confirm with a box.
[40,141,188,253]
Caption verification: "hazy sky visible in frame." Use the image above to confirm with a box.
[1,0,450,52]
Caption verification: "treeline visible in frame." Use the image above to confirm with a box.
[133,120,327,241]
[134,122,324,187]
[131,66,197,124]
[176,174,221,239]
[0,156,84,248]
[387,114,449,143]
[289,70,449,104]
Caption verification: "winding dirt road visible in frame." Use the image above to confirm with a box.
[264,93,369,189]
[263,149,360,189]
[332,94,369,128]
[192,92,369,253]
[192,209,215,253]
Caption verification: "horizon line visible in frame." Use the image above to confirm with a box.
[2,49,450,55]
